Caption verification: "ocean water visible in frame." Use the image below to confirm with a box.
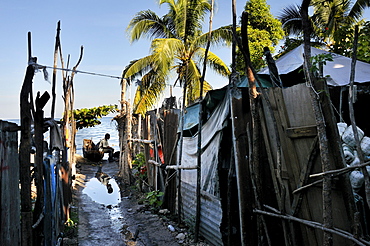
[3,117,120,156]
[75,117,119,155]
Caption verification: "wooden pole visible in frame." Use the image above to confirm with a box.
[51,21,61,119]
[194,0,214,241]
[28,32,32,61]
[263,47,282,87]
[20,65,34,246]
[231,0,237,74]
[32,92,49,245]
[233,9,294,244]
[348,26,370,209]
[301,1,333,245]
[176,76,186,224]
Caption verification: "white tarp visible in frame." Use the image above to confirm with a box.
[180,92,230,195]
[258,44,370,86]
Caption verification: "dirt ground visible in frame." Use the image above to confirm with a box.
[62,156,210,246]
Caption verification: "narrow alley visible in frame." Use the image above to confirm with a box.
[70,157,185,246]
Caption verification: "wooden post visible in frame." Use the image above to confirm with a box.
[161,109,179,213]
[348,26,370,208]
[51,21,61,119]
[263,47,282,87]
[194,0,214,241]
[33,92,49,245]
[176,76,187,224]
[20,65,34,246]
[301,1,333,245]
[69,45,83,166]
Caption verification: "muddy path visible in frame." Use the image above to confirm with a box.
[73,159,182,246]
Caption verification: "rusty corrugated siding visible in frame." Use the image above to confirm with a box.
[181,182,223,246]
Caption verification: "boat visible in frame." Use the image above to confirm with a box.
[82,139,104,162]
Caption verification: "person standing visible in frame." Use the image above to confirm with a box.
[99,133,114,162]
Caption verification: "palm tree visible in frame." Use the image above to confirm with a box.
[123,0,232,115]
[279,0,370,49]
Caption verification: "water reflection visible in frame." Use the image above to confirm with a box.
[95,167,114,194]
[82,168,121,205]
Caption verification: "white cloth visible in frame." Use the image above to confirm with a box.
[180,93,230,195]
[45,120,63,150]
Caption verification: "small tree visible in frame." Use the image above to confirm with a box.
[235,0,284,75]
[71,105,118,130]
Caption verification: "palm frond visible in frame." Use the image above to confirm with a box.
[122,55,155,81]
[349,0,370,20]
[184,59,212,104]
[278,4,303,36]
[150,38,184,73]
[195,47,230,77]
[194,25,233,48]
[133,71,167,115]
[127,10,176,42]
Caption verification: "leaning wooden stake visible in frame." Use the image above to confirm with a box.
[194,0,215,241]
[348,26,370,209]
[301,1,333,245]
[229,8,257,246]
[247,123,272,246]
[51,21,61,119]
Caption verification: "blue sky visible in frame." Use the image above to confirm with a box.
[0,0,368,119]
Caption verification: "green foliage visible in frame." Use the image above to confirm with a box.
[329,20,370,63]
[236,0,284,74]
[310,53,334,74]
[132,152,147,180]
[145,190,164,208]
[357,22,370,63]
[63,209,79,238]
[72,105,118,130]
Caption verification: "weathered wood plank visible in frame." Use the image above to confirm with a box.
[162,109,179,213]
[286,125,317,138]
[260,83,357,245]
[0,121,20,245]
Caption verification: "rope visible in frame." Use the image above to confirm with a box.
[29,61,124,81]
[43,65,123,80]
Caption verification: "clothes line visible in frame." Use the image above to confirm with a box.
[29,60,125,81]
[47,65,123,80]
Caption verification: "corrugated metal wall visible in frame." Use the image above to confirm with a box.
[181,182,223,246]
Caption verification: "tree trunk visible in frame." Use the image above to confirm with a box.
[117,79,132,183]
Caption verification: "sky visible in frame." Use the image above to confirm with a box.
[0,0,368,119]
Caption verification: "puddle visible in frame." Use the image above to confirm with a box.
[82,176,121,205]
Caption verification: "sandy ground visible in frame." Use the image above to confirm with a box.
[63,156,209,246]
